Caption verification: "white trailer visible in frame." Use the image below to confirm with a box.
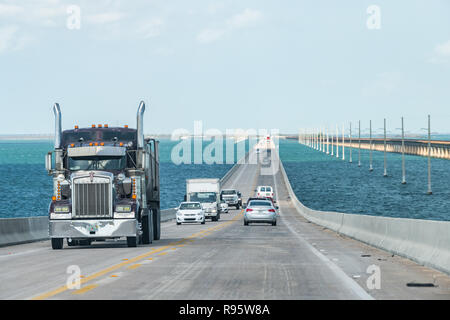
[186,179,221,221]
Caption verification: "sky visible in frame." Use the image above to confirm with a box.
[0,0,449,135]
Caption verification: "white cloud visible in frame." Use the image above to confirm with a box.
[207,2,225,15]
[227,8,262,29]
[435,40,450,56]
[0,25,31,53]
[0,4,24,16]
[429,40,450,64]
[197,8,263,44]
[197,28,226,43]
[0,26,17,53]
[86,12,124,25]
[136,18,164,39]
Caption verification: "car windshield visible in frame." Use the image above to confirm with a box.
[248,201,272,207]
[68,156,126,171]
[266,187,272,192]
[259,187,266,192]
[222,190,236,195]
[180,203,201,210]
[189,192,217,203]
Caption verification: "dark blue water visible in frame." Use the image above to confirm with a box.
[0,139,251,218]
[280,139,450,221]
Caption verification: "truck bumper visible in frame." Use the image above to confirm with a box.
[204,212,218,218]
[49,219,137,238]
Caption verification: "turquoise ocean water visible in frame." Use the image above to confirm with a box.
[0,138,449,221]
[280,139,450,221]
[0,139,250,218]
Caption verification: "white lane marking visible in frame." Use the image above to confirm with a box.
[0,247,48,259]
[271,156,374,300]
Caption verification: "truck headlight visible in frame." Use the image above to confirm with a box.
[54,206,70,213]
[116,205,132,212]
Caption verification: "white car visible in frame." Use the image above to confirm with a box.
[176,202,206,225]
[219,201,229,213]
[256,186,274,199]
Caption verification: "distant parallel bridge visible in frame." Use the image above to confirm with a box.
[301,136,450,160]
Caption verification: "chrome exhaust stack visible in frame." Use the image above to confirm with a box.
[136,100,145,149]
[53,103,62,149]
[53,103,63,171]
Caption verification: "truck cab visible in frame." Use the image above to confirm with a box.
[45,101,160,249]
[186,178,221,221]
[220,189,240,209]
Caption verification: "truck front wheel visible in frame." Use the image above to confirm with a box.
[127,236,138,247]
[51,238,63,249]
[142,209,153,245]
[153,208,161,240]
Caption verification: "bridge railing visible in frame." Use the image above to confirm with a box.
[279,157,450,275]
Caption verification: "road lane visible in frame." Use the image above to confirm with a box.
[1,149,450,299]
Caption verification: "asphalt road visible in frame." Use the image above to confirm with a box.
[1,150,449,300]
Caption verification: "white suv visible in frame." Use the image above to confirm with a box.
[256,186,274,199]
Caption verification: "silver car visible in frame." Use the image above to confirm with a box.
[244,199,277,226]
[176,202,206,225]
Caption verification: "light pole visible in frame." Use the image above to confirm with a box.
[336,124,339,158]
[326,128,329,154]
[342,123,345,160]
[397,117,407,184]
[421,116,432,195]
[427,115,432,195]
[369,120,373,172]
[401,117,406,184]
[322,128,326,153]
[319,129,322,152]
[349,122,353,163]
[379,119,388,177]
[383,119,387,177]
[331,127,334,156]
[358,120,361,167]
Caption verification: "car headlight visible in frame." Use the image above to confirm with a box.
[116,205,132,213]
[54,206,70,213]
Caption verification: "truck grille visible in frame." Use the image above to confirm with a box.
[73,176,112,218]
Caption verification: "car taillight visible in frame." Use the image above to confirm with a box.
[268,209,276,212]
[246,209,253,212]
[257,193,260,196]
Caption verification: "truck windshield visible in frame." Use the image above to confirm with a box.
[180,203,201,210]
[68,156,126,171]
[221,190,236,195]
[189,192,217,203]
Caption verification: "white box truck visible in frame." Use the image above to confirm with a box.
[186,179,221,221]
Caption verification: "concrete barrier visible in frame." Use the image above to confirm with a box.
[0,209,178,247]
[0,217,49,246]
[279,159,450,275]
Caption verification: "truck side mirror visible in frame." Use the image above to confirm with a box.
[184,194,187,201]
[45,152,53,174]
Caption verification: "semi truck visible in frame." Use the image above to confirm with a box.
[45,101,161,249]
[186,179,221,221]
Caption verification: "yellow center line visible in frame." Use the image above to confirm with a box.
[32,210,244,300]
[31,245,168,300]
[127,264,142,270]
[71,284,98,295]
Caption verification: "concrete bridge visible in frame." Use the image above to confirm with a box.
[300,135,450,160]
[1,147,449,300]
